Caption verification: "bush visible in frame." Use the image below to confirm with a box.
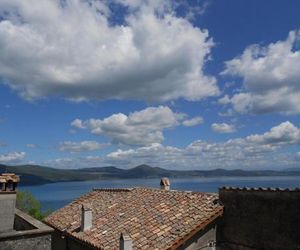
[16,191,51,220]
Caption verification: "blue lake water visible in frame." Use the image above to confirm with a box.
[20,176,300,211]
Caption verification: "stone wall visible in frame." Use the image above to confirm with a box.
[178,223,217,250]
[51,230,98,250]
[217,188,300,250]
[0,209,53,250]
[14,212,36,231]
[0,193,16,232]
[0,234,51,250]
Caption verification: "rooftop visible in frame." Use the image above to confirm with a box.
[44,187,223,250]
[0,173,20,184]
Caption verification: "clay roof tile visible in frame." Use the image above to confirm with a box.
[45,188,222,250]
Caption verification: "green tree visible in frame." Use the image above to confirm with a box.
[16,191,51,220]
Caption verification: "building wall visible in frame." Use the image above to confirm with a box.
[217,188,300,250]
[177,223,217,250]
[0,209,53,250]
[51,230,97,250]
[0,193,16,232]
[14,212,36,231]
[0,234,51,250]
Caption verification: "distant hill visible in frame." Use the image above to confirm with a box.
[1,164,300,186]
[0,164,100,185]
[285,167,300,172]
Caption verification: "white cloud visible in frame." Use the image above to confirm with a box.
[246,121,300,145]
[218,94,253,114]
[47,157,74,169]
[59,141,107,153]
[182,116,203,127]
[0,0,218,102]
[105,143,183,167]
[49,121,300,169]
[70,119,85,129]
[218,109,234,117]
[172,0,212,21]
[222,30,300,114]
[0,152,25,163]
[71,106,186,146]
[26,144,37,148]
[211,123,236,133]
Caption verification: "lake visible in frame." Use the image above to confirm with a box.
[20,176,300,211]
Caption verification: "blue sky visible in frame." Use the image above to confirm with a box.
[0,0,300,170]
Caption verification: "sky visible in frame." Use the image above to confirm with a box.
[0,0,300,170]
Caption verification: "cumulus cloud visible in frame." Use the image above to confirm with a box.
[106,122,299,169]
[0,0,218,102]
[211,123,236,133]
[0,152,25,163]
[182,116,203,127]
[222,30,300,115]
[59,141,107,153]
[49,121,300,169]
[173,0,212,21]
[246,121,300,145]
[71,106,198,146]
[70,119,85,129]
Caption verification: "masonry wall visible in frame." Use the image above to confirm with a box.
[217,188,300,250]
[0,234,51,250]
[0,209,53,250]
[14,212,36,231]
[0,193,16,232]
[177,223,217,250]
[51,230,98,250]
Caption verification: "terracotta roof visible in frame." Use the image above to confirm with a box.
[45,188,223,250]
[0,173,20,183]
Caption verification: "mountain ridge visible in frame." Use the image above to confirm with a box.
[0,164,299,186]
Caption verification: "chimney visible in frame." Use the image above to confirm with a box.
[0,173,20,233]
[160,177,170,190]
[81,204,92,231]
[120,233,132,250]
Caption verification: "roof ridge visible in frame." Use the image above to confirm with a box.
[219,186,300,192]
[92,188,134,192]
[92,187,220,194]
